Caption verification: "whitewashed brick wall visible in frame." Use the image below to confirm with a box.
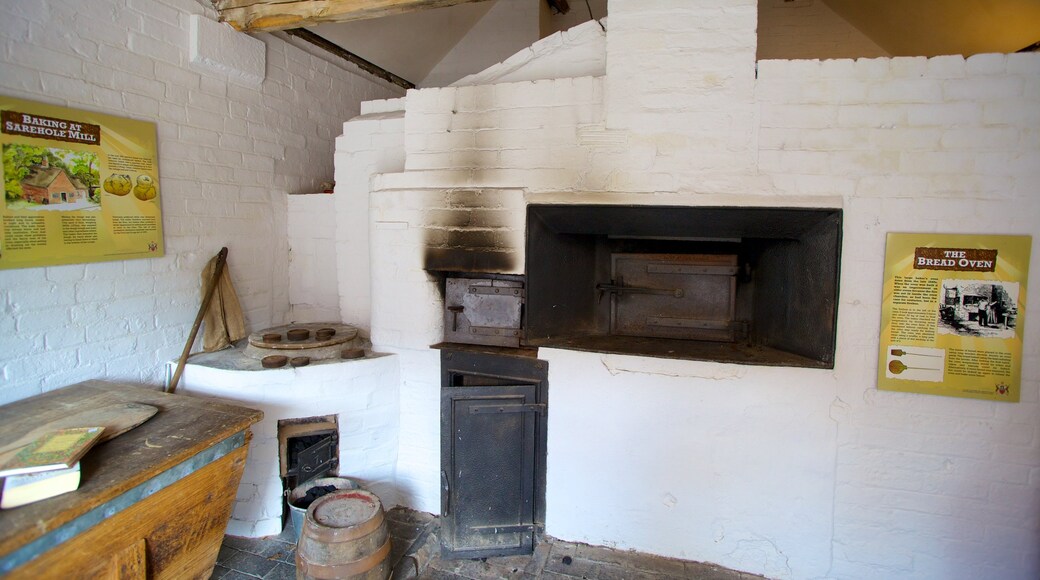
[402,77,603,191]
[758,53,1040,580]
[177,353,401,537]
[334,99,406,334]
[0,0,401,404]
[355,0,1039,577]
[287,194,340,323]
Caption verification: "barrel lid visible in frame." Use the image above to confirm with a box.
[310,490,382,529]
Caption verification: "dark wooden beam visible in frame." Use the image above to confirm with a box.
[546,0,570,14]
[215,0,494,33]
[284,28,415,90]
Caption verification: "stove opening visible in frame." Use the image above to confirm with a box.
[525,205,842,368]
[278,415,339,493]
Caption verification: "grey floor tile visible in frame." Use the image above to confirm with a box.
[225,550,279,578]
[574,542,687,576]
[263,562,297,580]
[217,508,760,580]
[274,545,296,565]
[216,545,240,566]
[240,537,294,559]
[221,536,259,552]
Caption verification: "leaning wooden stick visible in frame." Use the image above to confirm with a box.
[167,247,228,394]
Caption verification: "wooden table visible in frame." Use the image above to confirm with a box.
[0,380,263,579]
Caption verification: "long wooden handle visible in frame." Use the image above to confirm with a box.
[167,247,228,394]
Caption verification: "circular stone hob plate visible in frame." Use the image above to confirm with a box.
[248,323,358,350]
[244,322,367,361]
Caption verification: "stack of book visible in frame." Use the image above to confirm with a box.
[0,426,104,509]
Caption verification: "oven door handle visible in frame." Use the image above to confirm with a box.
[596,276,685,300]
[441,469,451,516]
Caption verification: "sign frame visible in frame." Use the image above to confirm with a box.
[1,96,163,270]
[877,233,1031,402]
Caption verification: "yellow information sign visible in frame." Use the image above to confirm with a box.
[1,96,163,269]
[878,233,1031,402]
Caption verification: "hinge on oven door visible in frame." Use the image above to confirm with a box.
[468,286,525,299]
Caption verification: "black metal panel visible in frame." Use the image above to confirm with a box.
[443,388,536,557]
[440,350,549,560]
[528,204,835,239]
[524,209,600,342]
[285,430,337,488]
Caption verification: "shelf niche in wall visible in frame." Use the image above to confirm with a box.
[524,205,842,369]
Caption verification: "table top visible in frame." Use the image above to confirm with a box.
[0,380,262,557]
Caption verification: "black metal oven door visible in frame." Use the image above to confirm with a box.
[441,386,539,559]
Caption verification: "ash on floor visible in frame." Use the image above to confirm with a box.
[211,507,763,580]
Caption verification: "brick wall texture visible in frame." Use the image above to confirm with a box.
[0,0,401,402]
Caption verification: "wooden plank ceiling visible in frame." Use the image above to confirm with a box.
[213,0,497,32]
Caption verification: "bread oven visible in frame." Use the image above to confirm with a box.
[524,205,842,368]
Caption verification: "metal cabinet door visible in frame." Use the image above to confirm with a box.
[441,385,540,559]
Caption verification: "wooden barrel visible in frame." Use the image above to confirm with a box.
[296,489,391,580]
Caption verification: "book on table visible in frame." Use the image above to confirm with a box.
[0,426,104,477]
[1,462,81,509]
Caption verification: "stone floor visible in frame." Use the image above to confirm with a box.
[210,508,763,580]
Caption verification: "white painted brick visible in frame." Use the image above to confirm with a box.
[868,127,943,150]
[965,53,1008,75]
[98,43,156,78]
[0,62,43,94]
[837,104,907,127]
[867,79,944,103]
[906,102,982,126]
[8,42,83,78]
[128,31,181,67]
[189,14,264,85]
[128,0,183,26]
[122,92,160,116]
[944,77,1024,101]
[983,101,1040,125]
[940,127,1021,150]
[853,56,892,78]
[888,56,928,78]
[760,104,838,128]
[1006,52,1040,75]
[39,73,91,99]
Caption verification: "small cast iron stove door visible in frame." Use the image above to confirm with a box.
[441,384,540,558]
[285,430,338,488]
[444,278,524,348]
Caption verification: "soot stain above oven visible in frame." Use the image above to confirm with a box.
[422,206,518,273]
[423,246,517,273]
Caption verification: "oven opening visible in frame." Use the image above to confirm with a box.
[524,204,842,368]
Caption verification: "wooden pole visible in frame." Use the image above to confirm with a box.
[167,247,228,394]
[284,29,415,90]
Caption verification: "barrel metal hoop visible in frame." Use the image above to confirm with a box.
[300,537,391,578]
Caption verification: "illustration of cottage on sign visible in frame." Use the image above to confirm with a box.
[20,158,87,205]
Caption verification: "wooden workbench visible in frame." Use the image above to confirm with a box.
[0,380,263,579]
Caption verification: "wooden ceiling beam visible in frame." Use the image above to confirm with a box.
[214,0,495,32]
